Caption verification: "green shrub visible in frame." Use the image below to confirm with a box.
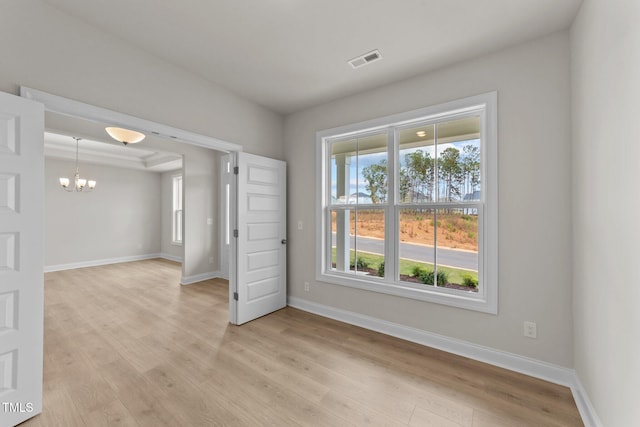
[419,269,449,286]
[351,256,369,270]
[377,261,385,277]
[411,265,427,277]
[462,274,479,288]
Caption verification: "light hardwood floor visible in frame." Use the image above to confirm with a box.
[22,259,583,426]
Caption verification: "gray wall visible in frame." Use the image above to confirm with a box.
[284,31,573,367]
[12,1,640,422]
[1,0,284,282]
[160,169,184,261]
[183,149,220,279]
[571,0,640,425]
[0,0,284,160]
[45,158,161,267]
[140,141,222,280]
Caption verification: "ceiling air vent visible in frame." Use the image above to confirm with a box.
[348,49,382,69]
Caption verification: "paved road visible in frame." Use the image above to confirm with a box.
[333,233,477,271]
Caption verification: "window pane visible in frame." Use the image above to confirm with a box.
[436,116,481,202]
[330,209,384,278]
[331,133,388,205]
[434,208,478,292]
[398,208,478,292]
[356,133,387,204]
[354,209,385,277]
[398,124,435,203]
[172,175,183,244]
[175,210,183,243]
[173,176,183,210]
[398,208,436,285]
[330,139,357,204]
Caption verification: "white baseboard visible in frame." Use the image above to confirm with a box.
[159,253,183,263]
[44,253,163,272]
[571,376,603,427]
[287,296,600,427]
[180,271,221,285]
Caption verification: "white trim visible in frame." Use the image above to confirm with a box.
[44,253,165,272]
[159,253,183,263]
[288,296,573,384]
[180,271,222,285]
[288,296,600,426]
[228,152,239,323]
[571,376,603,427]
[315,92,498,314]
[219,154,233,280]
[172,175,184,244]
[20,86,243,153]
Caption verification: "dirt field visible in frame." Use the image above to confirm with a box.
[332,209,478,251]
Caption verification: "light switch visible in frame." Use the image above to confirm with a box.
[298,220,303,230]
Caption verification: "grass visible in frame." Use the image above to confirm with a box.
[331,248,477,285]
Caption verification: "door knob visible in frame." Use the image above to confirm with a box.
[281,239,287,244]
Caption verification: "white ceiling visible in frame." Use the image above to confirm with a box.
[41,0,583,114]
[45,132,183,173]
[44,113,183,173]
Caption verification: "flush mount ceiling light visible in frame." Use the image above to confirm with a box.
[348,49,382,69]
[59,137,96,192]
[105,127,146,145]
[416,131,427,137]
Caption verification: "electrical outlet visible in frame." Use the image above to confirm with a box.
[304,281,309,292]
[524,321,537,339]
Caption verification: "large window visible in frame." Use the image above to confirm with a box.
[172,175,183,245]
[316,93,497,313]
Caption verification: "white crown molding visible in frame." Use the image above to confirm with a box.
[287,296,600,427]
[45,145,183,173]
[44,131,183,172]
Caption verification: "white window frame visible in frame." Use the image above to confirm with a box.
[172,174,183,245]
[316,92,498,313]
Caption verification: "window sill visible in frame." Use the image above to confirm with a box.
[317,271,497,314]
[171,242,183,246]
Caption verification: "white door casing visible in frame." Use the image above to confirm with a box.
[0,92,44,427]
[220,154,232,280]
[232,152,286,325]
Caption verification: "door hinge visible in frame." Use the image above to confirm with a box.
[233,229,238,238]
[233,292,238,301]
[233,166,239,175]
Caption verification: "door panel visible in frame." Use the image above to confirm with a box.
[0,92,44,427]
[233,152,286,325]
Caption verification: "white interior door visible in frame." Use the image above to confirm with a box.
[231,152,286,325]
[0,92,44,426]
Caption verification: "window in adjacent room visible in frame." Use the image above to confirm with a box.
[316,92,497,313]
[172,174,183,245]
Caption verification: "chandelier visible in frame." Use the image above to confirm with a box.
[59,137,96,192]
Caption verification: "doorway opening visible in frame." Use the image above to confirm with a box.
[25,87,238,287]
